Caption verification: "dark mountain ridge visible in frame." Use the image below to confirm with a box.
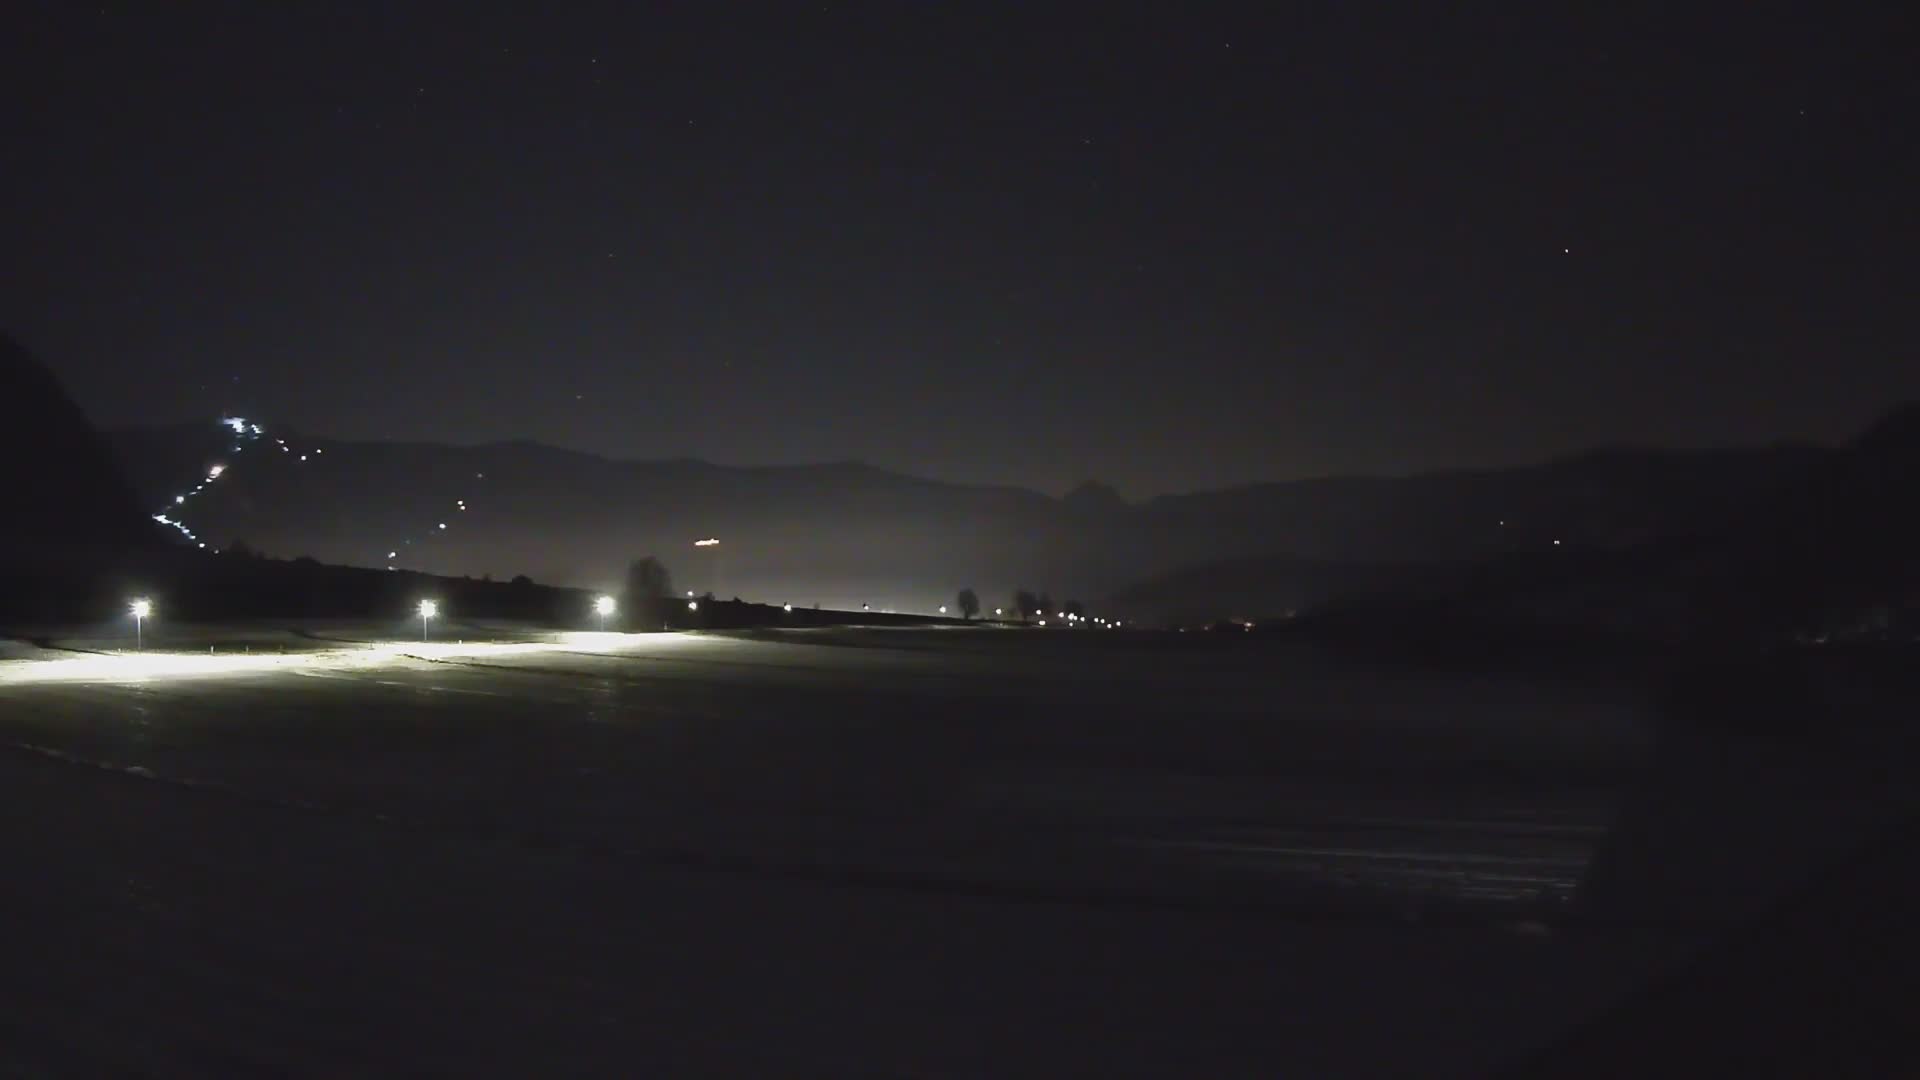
[106,411,1896,618]
[1119,403,1920,640]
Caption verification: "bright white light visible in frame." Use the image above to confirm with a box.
[783,603,792,612]
[687,600,699,611]
[994,608,1003,616]
[418,599,438,619]
[1553,539,1562,546]
[0,633,717,687]
[938,605,947,614]
[438,523,447,530]
[207,464,226,479]
[1038,619,1047,626]
[226,417,246,433]
[129,599,152,619]
[388,551,397,559]
[174,495,185,504]
[687,590,695,597]
[299,455,307,461]
[693,537,719,547]
[594,595,617,616]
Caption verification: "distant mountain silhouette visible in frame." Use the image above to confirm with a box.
[0,333,154,561]
[106,407,1911,625]
[1115,404,1920,641]
[1852,400,1920,456]
[1061,480,1128,515]
[0,332,171,619]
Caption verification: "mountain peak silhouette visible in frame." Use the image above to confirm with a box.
[0,332,154,558]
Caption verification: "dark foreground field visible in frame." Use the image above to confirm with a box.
[1,626,1913,1075]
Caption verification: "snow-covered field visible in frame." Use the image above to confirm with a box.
[0,624,1901,1074]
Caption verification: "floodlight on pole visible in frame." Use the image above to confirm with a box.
[129,598,152,650]
[594,594,616,631]
[418,599,438,641]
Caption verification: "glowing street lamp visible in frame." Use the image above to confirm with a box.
[594,594,616,631]
[687,600,699,612]
[938,605,947,614]
[418,599,438,641]
[129,598,152,651]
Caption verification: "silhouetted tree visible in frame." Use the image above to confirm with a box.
[225,537,260,559]
[510,574,534,587]
[956,587,980,621]
[1013,589,1039,623]
[622,556,674,630]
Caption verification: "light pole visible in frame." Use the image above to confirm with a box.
[594,594,616,631]
[693,537,720,597]
[418,599,438,642]
[129,598,151,651]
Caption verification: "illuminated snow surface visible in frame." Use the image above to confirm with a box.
[2,625,1905,1075]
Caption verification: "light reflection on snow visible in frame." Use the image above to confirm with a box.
[0,632,691,686]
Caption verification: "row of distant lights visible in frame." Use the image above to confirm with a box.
[151,416,477,571]
[1032,611,1121,628]
[149,416,270,548]
[930,605,1122,628]
[151,416,333,550]
[386,489,475,570]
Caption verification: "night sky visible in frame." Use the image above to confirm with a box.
[5,3,1914,496]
